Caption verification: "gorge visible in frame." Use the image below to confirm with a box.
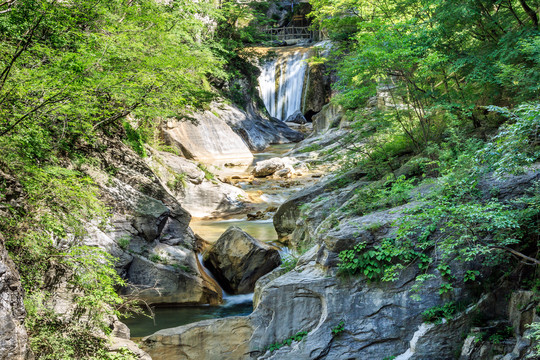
[0,1,539,360]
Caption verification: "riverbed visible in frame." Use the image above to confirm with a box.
[124,143,321,338]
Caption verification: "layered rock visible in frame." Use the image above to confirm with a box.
[163,102,303,158]
[163,113,253,162]
[141,163,540,359]
[273,167,366,238]
[311,103,343,135]
[81,138,222,305]
[301,60,332,119]
[146,148,246,218]
[203,227,281,294]
[0,242,32,360]
[142,316,253,360]
[212,102,304,151]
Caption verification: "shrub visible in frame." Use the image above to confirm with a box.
[422,302,462,324]
[267,331,308,352]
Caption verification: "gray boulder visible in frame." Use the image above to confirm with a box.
[252,158,286,177]
[125,244,222,305]
[285,110,307,124]
[252,157,300,178]
[203,227,281,294]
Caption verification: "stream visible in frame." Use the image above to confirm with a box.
[124,143,318,338]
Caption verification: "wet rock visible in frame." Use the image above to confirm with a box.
[285,110,307,124]
[203,227,281,294]
[265,206,278,213]
[273,166,295,179]
[247,211,266,221]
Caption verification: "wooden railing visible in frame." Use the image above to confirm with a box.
[263,26,314,41]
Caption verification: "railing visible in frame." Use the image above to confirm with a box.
[263,26,314,41]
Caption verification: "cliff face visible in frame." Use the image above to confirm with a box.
[0,170,32,360]
[140,124,540,360]
[0,243,32,360]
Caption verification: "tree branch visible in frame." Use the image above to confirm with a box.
[492,245,540,265]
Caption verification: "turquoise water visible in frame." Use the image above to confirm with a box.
[124,294,253,338]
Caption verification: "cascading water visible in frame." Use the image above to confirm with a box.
[259,50,309,121]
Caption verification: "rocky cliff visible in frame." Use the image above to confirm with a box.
[0,242,32,360]
[141,149,540,359]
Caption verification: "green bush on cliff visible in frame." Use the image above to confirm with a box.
[266,330,308,352]
[0,158,137,358]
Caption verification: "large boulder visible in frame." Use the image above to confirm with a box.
[285,110,307,125]
[203,227,281,294]
[252,157,300,178]
[125,244,222,305]
[252,158,286,177]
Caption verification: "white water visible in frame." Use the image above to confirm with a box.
[259,51,309,121]
[197,254,255,306]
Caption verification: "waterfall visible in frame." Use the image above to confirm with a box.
[259,50,309,121]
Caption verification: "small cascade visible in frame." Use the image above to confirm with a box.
[197,254,254,307]
[259,50,309,120]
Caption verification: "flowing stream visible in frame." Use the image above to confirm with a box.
[124,144,313,338]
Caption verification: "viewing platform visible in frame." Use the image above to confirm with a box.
[262,26,314,41]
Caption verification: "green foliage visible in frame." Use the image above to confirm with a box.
[344,175,415,216]
[172,264,193,274]
[267,331,308,352]
[0,0,226,148]
[280,253,299,272]
[331,321,345,337]
[149,253,164,264]
[309,0,540,182]
[477,103,540,178]
[338,240,427,281]
[123,122,147,158]
[422,302,463,324]
[0,160,134,359]
[528,322,540,355]
[117,236,131,251]
[198,163,217,183]
[473,325,514,345]
[298,144,322,153]
[168,173,188,191]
